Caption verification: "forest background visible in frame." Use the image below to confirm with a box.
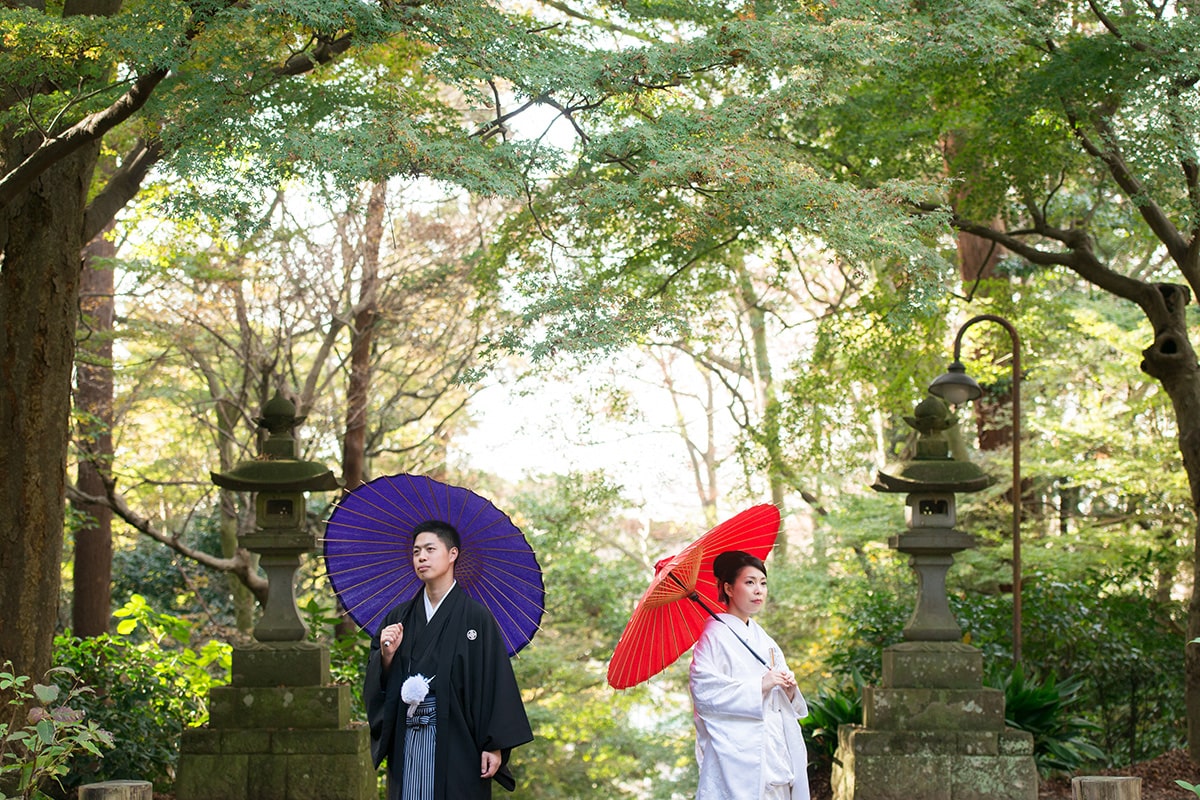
[1,0,1199,797]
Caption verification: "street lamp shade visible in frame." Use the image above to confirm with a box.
[928,361,983,406]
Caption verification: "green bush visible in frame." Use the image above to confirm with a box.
[110,514,235,625]
[801,671,864,771]
[300,597,370,718]
[0,664,114,800]
[51,595,231,791]
[987,665,1104,776]
[954,571,1185,765]
[820,568,1184,769]
[822,584,910,686]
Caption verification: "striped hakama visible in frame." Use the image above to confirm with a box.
[401,695,437,800]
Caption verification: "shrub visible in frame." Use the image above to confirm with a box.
[110,516,234,625]
[0,663,114,800]
[822,584,909,686]
[820,568,1183,768]
[987,665,1104,776]
[801,671,864,771]
[954,572,1185,765]
[51,595,231,791]
[300,597,370,718]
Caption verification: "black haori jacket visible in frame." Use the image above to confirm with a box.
[366,586,533,799]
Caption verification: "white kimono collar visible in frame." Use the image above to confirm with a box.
[424,580,457,621]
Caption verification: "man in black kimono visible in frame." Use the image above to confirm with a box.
[365,520,533,799]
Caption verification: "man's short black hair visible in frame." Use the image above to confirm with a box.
[411,519,462,551]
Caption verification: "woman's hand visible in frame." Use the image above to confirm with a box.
[761,668,797,700]
[379,623,404,670]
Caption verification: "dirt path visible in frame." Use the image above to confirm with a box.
[809,749,1199,800]
[1038,748,1198,799]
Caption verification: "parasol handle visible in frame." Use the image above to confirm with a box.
[665,571,769,668]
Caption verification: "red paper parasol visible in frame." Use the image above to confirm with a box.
[606,504,781,689]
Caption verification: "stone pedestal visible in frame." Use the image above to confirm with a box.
[832,642,1037,800]
[176,642,375,800]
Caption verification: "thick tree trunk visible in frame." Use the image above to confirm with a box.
[1131,283,1200,765]
[0,132,99,681]
[957,229,1002,284]
[72,229,116,637]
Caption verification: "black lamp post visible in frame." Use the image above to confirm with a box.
[928,313,1023,665]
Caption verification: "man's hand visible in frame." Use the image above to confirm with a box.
[379,623,403,670]
[481,749,501,779]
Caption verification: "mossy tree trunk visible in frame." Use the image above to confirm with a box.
[0,133,99,682]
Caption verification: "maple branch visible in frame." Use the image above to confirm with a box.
[66,481,269,602]
[0,69,168,209]
[1064,108,1190,265]
[83,138,163,242]
[930,203,1175,326]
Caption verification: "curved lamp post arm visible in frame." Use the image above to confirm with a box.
[945,314,1023,666]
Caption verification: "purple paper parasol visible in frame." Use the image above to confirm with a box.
[323,473,544,656]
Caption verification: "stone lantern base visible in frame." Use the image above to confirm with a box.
[176,643,376,800]
[832,642,1037,800]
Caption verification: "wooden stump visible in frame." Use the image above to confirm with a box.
[78,780,153,800]
[1070,776,1141,800]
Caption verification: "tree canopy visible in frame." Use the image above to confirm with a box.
[5,0,1200,775]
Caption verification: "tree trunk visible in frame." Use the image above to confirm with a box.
[655,350,720,527]
[1131,283,1200,765]
[947,125,1004,290]
[71,228,116,637]
[0,131,99,682]
[957,228,1002,284]
[214,394,256,633]
[220,489,256,633]
[336,181,385,639]
[1154,522,1178,605]
[736,259,788,560]
[341,182,385,492]
[1070,776,1141,800]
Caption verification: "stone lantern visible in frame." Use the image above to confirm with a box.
[872,395,990,642]
[210,391,340,641]
[176,392,376,800]
[832,395,1037,800]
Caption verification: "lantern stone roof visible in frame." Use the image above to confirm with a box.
[872,395,993,494]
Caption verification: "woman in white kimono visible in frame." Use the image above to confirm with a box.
[689,550,809,800]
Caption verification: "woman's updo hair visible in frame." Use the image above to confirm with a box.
[712,550,767,604]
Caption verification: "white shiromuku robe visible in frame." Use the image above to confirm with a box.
[689,613,810,800]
